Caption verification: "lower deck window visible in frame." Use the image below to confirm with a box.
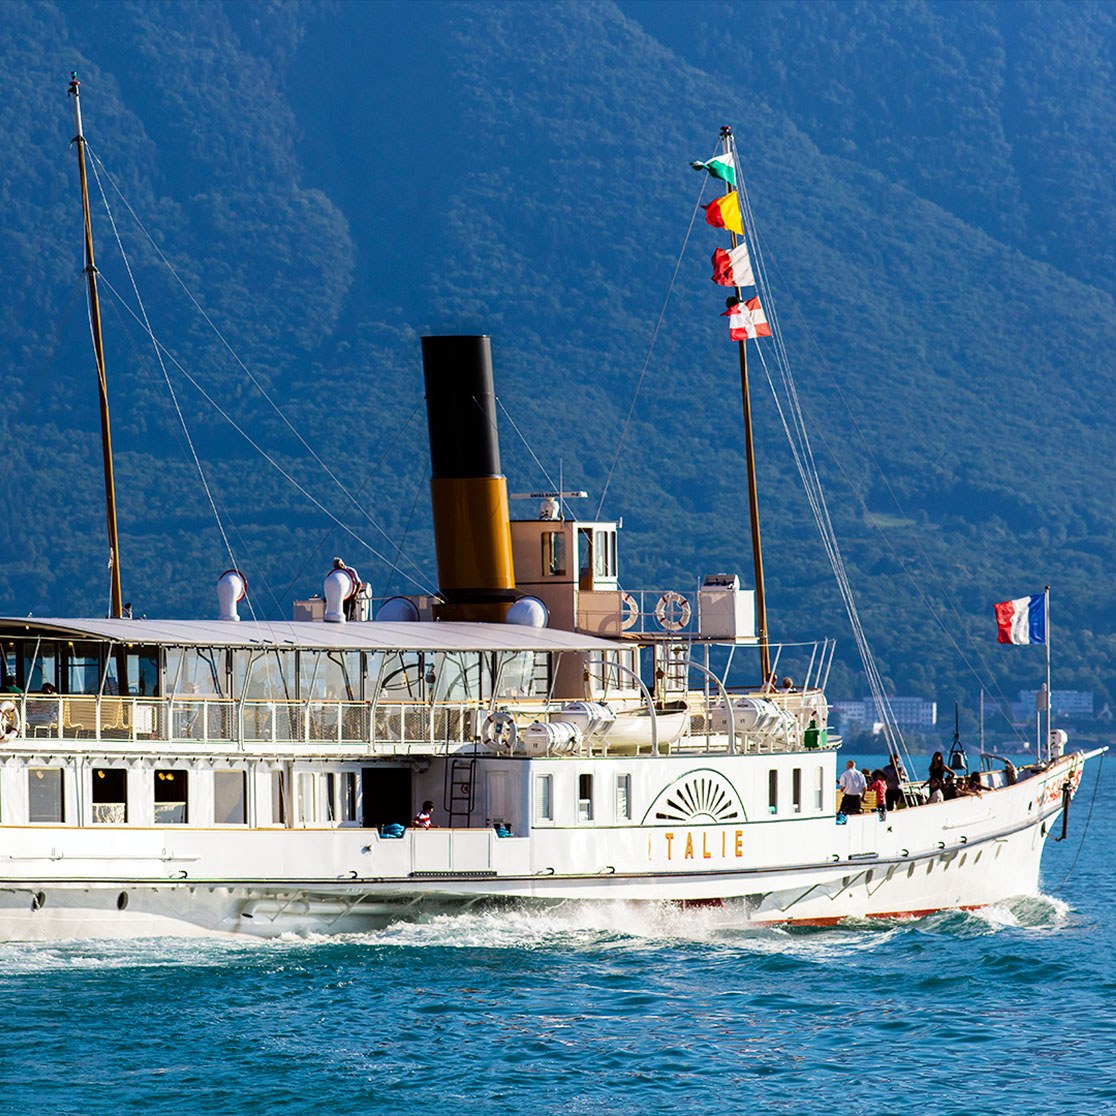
[815,766,825,811]
[214,770,247,824]
[28,767,64,823]
[271,770,287,825]
[768,769,778,815]
[792,767,802,814]
[154,769,188,824]
[92,767,127,824]
[297,772,317,824]
[577,773,594,822]
[341,771,357,822]
[615,773,632,821]
[535,773,553,821]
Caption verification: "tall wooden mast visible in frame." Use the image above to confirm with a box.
[68,73,123,618]
[720,125,770,681]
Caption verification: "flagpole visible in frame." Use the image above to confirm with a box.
[720,125,770,683]
[1044,584,1052,765]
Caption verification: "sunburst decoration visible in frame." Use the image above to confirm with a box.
[641,768,747,826]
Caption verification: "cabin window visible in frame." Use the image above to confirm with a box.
[430,652,484,702]
[815,767,824,811]
[577,773,594,822]
[271,770,287,826]
[768,769,778,815]
[297,772,317,825]
[167,647,226,697]
[494,652,540,700]
[370,651,423,700]
[214,770,247,825]
[615,773,632,821]
[154,769,188,824]
[92,768,127,823]
[23,644,57,692]
[542,531,566,576]
[326,773,337,822]
[299,650,360,701]
[2,644,17,687]
[340,771,358,822]
[67,652,101,695]
[535,774,554,822]
[28,767,64,823]
[594,530,611,578]
[792,768,802,814]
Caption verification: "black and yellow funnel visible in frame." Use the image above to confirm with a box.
[421,335,516,622]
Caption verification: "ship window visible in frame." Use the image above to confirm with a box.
[92,767,127,824]
[815,767,824,811]
[578,773,594,822]
[168,647,226,697]
[792,768,802,814]
[543,531,566,576]
[271,770,287,825]
[28,767,64,823]
[340,772,358,822]
[494,652,538,700]
[67,653,100,695]
[23,644,57,692]
[616,773,632,821]
[214,770,247,825]
[768,769,778,815]
[154,769,188,824]
[299,650,360,701]
[431,652,483,701]
[594,530,615,578]
[297,772,317,825]
[371,651,423,699]
[535,774,553,821]
[326,773,337,822]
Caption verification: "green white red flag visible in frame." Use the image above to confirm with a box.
[690,152,737,188]
[722,296,771,341]
[711,243,754,288]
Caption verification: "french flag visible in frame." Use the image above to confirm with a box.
[994,594,1046,645]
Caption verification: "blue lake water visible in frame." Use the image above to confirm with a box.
[3,751,1114,1115]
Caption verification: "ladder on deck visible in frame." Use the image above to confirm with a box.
[445,756,476,826]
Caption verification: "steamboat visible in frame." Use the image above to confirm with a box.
[0,91,1099,939]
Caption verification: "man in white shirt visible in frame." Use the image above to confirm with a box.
[838,759,866,815]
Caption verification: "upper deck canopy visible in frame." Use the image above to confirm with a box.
[0,617,624,653]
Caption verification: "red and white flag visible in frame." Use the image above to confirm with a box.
[722,296,771,340]
[711,243,755,288]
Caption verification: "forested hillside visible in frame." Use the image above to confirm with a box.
[2,0,1115,726]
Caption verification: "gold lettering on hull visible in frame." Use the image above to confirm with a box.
[648,828,746,863]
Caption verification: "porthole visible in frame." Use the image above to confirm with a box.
[30,891,46,911]
[116,891,129,911]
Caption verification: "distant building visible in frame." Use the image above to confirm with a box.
[831,696,937,732]
[1012,689,1094,722]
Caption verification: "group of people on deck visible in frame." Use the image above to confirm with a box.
[837,756,904,817]
[838,750,992,816]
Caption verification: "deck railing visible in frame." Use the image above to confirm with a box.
[4,691,839,756]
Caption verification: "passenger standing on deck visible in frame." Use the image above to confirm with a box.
[838,760,866,814]
[412,800,436,828]
[882,755,904,810]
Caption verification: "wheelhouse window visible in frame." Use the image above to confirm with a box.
[214,770,247,825]
[615,773,632,821]
[542,530,566,576]
[154,769,188,824]
[535,774,554,822]
[577,773,594,822]
[92,767,127,824]
[28,767,64,823]
[768,770,778,815]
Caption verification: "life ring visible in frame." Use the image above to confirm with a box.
[480,710,519,754]
[654,591,692,632]
[620,592,639,631]
[0,700,20,742]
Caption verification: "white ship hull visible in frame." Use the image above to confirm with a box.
[0,751,1088,939]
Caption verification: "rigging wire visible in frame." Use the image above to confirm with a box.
[94,273,437,594]
[86,153,255,619]
[746,239,1027,744]
[730,134,912,771]
[86,144,430,593]
[595,181,707,520]
[1052,752,1103,892]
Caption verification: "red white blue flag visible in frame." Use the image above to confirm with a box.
[994,594,1046,644]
